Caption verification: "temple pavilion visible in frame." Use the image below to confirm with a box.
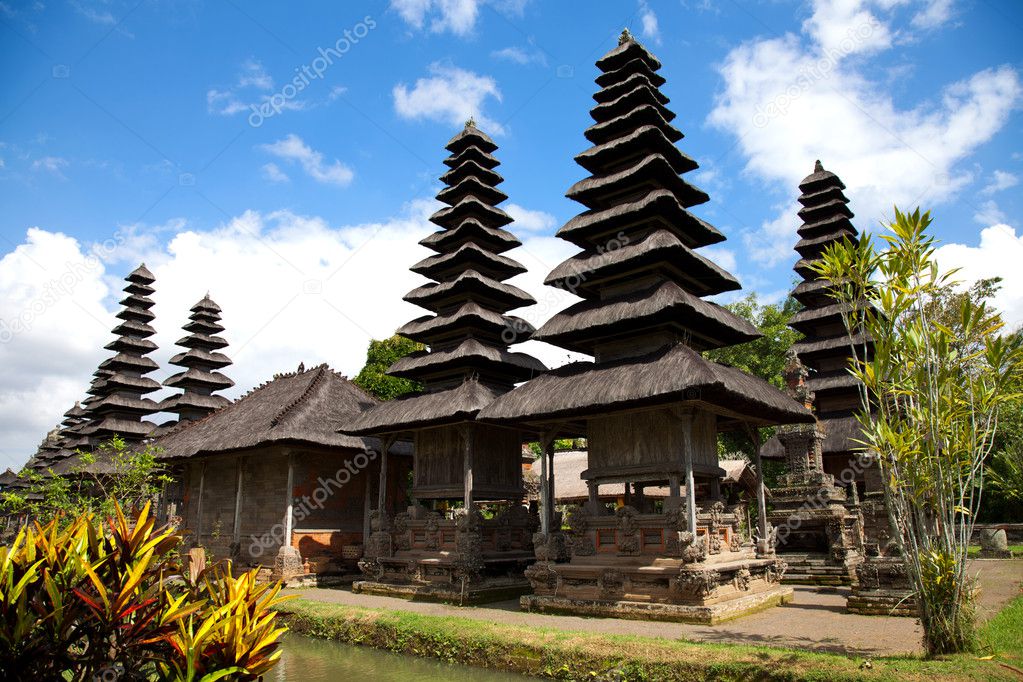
[343,121,545,603]
[478,30,814,624]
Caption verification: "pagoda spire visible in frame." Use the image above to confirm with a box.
[390,123,545,392]
[533,35,759,359]
[77,263,161,445]
[787,161,871,421]
[160,294,234,422]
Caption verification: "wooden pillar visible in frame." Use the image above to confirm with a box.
[668,474,681,499]
[749,426,770,555]
[232,456,244,546]
[362,465,372,543]
[378,436,393,518]
[284,451,295,549]
[681,414,698,534]
[462,425,475,510]
[587,482,599,508]
[195,461,206,547]
[623,481,632,507]
[538,432,552,535]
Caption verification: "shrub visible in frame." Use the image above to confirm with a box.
[0,502,289,680]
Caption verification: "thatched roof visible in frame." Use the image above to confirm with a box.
[544,228,740,298]
[548,449,759,501]
[533,280,759,354]
[342,377,505,436]
[388,338,546,383]
[156,363,399,459]
[479,342,814,428]
[566,154,709,210]
[556,189,724,250]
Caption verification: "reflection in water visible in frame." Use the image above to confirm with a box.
[271,633,529,681]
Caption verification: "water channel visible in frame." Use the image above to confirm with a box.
[271,633,531,681]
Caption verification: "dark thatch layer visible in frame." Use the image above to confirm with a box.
[342,378,504,436]
[556,189,724,249]
[388,338,546,382]
[534,280,759,353]
[761,415,865,459]
[156,363,396,459]
[544,228,740,297]
[478,343,814,427]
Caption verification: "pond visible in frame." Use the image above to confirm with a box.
[270,633,532,681]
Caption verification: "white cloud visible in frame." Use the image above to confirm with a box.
[638,0,661,45]
[393,63,504,134]
[936,223,1023,329]
[802,0,893,57]
[0,200,576,470]
[981,169,1018,195]
[261,162,290,183]
[505,203,556,233]
[31,156,69,178]
[491,46,546,67]
[912,0,954,29]
[708,1,1021,265]
[207,59,308,117]
[70,0,115,26]
[973,199,1006,225]
[391,0,479,35]
[259,134,354,187]
[390,0,528,36]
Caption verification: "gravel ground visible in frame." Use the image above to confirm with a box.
[285,559,1022,656]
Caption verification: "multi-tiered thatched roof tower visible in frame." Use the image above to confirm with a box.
[160,295,234,422]
[787,161,871,446]
[344,122,544,601]
[481,30,813,623]
[78,264,161,446]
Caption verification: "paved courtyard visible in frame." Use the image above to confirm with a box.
[286,559,1023,656]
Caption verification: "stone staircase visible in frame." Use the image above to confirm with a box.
[778,552,857,586]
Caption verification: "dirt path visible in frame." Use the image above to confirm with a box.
[284,559,1022,657]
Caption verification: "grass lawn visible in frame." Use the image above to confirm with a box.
[280,591,1023,681]
[967,544,1023,557]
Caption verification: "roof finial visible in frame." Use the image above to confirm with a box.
[814,159,824,173]
[298,361,305,373]
[619,28,634,45]
[465,116,476,129]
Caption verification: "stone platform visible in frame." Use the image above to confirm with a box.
[352,576,532,605]
[521,584,794,624]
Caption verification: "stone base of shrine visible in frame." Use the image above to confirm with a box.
[846,556,917,616]
[352,576,532,605]
[846,588,917,616]
[520,586,794,625]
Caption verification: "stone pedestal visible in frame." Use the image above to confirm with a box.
[353,504,538,604]
[519,502,792,624]
[270,545,304,583]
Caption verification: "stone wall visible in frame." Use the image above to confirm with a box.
[177,444,411,572]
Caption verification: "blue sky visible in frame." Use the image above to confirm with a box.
[1,0,1021,469]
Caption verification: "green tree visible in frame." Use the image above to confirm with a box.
[705,293,801,457]
[705,293,802,390]
[352,334,425,401]
[815,207,1023,656]
[1,436,170,523]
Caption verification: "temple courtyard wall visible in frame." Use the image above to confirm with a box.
[173,444,410,574]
